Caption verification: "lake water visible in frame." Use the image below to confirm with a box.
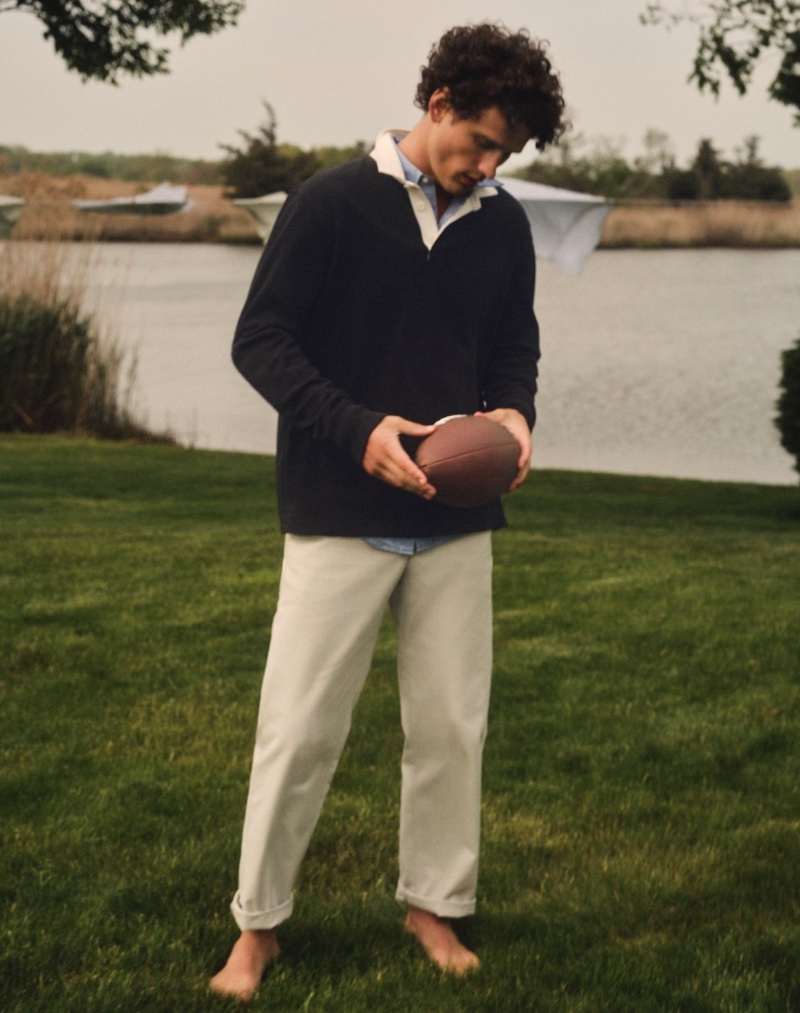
[81,243,799,486]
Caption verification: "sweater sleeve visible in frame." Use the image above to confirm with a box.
[480,210,540,430]
[231,183,385,463]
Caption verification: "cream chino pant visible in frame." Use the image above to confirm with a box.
[230,531,493,930]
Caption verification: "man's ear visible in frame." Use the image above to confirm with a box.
[428,88,451,122]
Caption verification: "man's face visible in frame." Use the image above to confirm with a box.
[425,91,531,196]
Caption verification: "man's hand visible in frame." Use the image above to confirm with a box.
[475,408,532,491]
[362,416,438,498]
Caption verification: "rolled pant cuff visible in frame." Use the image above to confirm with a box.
[395,887,476,918]
[230,893,294,931]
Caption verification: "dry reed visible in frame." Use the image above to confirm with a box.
[602,198,800,248]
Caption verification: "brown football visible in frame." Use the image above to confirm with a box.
[415,415,521,508]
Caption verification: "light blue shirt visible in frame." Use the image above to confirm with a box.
[365,534,456,555]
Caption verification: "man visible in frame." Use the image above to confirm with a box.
[211,23,565,1000]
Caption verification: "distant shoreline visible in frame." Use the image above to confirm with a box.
[3,173,800,249]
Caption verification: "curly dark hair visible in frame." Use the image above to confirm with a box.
[415,23,566,150]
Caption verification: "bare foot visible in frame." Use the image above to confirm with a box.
[209,929,280,1002]
[404,906,480,974]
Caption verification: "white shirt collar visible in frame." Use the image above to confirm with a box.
[369,129,501,196]
[368,130,499,250]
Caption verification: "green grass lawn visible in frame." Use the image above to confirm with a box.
[2,435,799,1012]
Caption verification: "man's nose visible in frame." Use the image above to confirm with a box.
[477,152,503,179]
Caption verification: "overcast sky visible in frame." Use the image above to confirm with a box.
[1,0,797,172]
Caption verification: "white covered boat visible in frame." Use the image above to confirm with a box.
[232,191,288,241]
[72,182,190,216]
[498,177,612,276]
[0,195,25,239]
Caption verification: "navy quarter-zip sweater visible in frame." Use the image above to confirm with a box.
[232,153,540,537]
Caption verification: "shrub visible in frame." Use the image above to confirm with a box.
[0,240,164,440]
[1,293,117,434]
[775,335,800,477]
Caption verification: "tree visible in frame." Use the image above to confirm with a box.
[516,126,791,201]
[516,126,675,199]
[220,104,321,199]
[775,335,800,476]
[635,128,677,174]
[727,134,792,198]
[642,1,800,125]
[0,0,244,83]
[692,137,727,197]
[314,142,369,172]
[663,134,791,199]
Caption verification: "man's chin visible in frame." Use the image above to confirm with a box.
[446,177,478,195]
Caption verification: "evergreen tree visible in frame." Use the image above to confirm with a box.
[692,138,726,198]
[219,105,321,199]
